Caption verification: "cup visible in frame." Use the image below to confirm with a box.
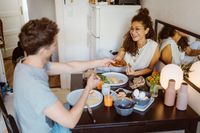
[150,84,159,97]
[104,95,113,107]
[102,84,110,96]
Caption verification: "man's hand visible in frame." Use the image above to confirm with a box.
[86,73,101,90]
[97,58,115,67]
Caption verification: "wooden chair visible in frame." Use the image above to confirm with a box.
[0,95,19,133]
[0,19,5,49]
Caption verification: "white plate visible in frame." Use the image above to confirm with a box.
[66,89,103,108]
[134,97,154,112]
[110,88,132,101]
[96,66,126,73]
[102,72,128,86]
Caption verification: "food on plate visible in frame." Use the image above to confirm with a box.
[133,76,145,85]
[130,76,145,89]
[97,74,110,84]
[133,89,139,97]
[115,88,132,99]
[111,60,127,67]
[117,91,126,99]
[107,76,123,84]
[133,89,149,100]
[86,93,101,106]
[98,74,123,84]
[139,91,146,99]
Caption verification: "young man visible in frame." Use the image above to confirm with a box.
[13,18,113,133]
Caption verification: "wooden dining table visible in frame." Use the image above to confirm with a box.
[70,74,200,133]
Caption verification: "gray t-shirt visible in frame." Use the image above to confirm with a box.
[13,61,58,133]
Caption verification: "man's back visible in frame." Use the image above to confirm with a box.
[13,61,57,133]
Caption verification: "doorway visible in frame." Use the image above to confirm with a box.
[0,0,29,83]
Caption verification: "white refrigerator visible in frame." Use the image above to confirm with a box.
[88,5,141,60]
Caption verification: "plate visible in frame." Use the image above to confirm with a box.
[66,89,103,108]
[129,76,145,89]
[134,97,154,112]
[110,88,132,101]
[96,66,126,73]
[102,72,128,86]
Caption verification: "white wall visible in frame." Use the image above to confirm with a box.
[141,0,200,35]
[27,0,55,20]
[141,0,200,133]
[27,0,59,61]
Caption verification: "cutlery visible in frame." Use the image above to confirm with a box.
[86,104,96,124]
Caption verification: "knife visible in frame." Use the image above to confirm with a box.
[86,104,96,123]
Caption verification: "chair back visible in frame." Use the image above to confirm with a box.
[0,95,19,133]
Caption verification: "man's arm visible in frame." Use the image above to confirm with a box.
[43,74,100,128]
[184,47,200,56]
[47,58,114,75]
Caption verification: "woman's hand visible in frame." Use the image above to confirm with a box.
[126,63,136,76]
[86,73,101,90]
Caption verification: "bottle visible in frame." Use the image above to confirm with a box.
[164,79,176,106]
[176,82,188,111]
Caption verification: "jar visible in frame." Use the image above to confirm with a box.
[164,79,176,106]
[176,82,188,111]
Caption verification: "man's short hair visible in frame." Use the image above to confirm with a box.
[19,18,59,55]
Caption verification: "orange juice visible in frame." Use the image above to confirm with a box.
[104,95,113,107]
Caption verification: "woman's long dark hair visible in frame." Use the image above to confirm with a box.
[158,26,176,42]
[177,36,189,51]
[122,8,155,56]
[158,26,189,51]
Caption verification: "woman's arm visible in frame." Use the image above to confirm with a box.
[160,44,172,64]
[47,58,114,75]
[184,47,200,56]
[126,46,160,76]
[115,48,126,61]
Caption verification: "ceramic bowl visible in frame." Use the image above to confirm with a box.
[132,91,151,106]
[114,98,135,116]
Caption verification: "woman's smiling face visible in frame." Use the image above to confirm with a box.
[129,21,149,42]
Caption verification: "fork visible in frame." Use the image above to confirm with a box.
[86,104,96,124]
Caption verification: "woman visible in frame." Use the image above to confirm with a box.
[115,8,160,76]
[159,26,200,65]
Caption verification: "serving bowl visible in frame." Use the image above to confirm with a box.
[114,98,135,116]
[132,91,151,106]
